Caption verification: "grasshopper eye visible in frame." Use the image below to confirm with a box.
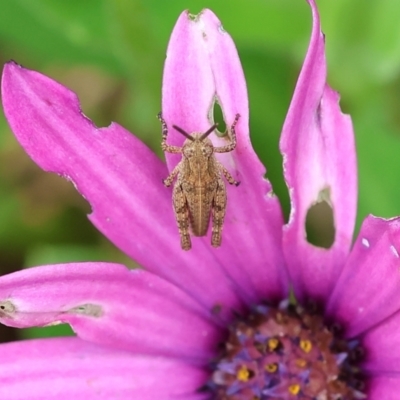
[183,147,194,158]
[202,144,213,157]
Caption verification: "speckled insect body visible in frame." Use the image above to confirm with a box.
[158,113,240,250]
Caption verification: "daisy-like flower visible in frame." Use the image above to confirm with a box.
[0,0,399,398]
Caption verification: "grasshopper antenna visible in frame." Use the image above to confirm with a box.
[172,125,195,141]
[200,123,218,141]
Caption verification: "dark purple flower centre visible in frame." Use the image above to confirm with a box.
[207,301,365,399]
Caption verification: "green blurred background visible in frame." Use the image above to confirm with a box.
[1,0,400,341]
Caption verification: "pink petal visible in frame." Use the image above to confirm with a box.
[1,62,173,264]
[0,263,222,362]
[162,10,288,304]
[279,0,357,302]
[0,337,208,399]
[361,309,400,373]
[367,374,400,400]
[326,216,400,338]
[1,61,259,319]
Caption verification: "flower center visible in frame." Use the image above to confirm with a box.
[207,301,365,399]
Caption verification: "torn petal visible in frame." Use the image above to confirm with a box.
[1,61,174,276]
[162,10,288,303]
[0,263,222,362]
[280,0,357,302]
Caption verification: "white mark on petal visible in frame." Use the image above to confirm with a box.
[390,245,399,258]
[361,238,370,248]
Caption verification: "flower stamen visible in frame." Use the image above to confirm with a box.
[300,339,312,353]
[237,366,251,382]
[208,301,366,399]
[288,383,301,395]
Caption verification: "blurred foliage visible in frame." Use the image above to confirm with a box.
[1,0,400,340]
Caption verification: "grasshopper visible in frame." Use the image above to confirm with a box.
[158,113,240,250]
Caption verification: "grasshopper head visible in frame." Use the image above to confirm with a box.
[173,123,218,160]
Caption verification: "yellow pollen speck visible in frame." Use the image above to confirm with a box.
[288,383,301,395]
[300,339,312,353]
[265,363,278,373]
[295,358,307,368]
[237,366,250,382]
[268,338,280,351]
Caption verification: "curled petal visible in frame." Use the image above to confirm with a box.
[279,0,357,303]
[162,9,288,304]
[0,337,208,399]
[326,216,400,337]
[0,263,222,362]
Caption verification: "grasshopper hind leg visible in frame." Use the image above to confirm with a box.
[211,178,227,247]
[172,183,192,250]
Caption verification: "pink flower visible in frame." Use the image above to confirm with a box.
[0,0,399,398]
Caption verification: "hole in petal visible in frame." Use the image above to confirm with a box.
[211,99,227,136]
[305,189,335,249]
[67,303,103,317]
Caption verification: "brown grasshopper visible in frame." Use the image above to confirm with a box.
[158,113,240,250]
